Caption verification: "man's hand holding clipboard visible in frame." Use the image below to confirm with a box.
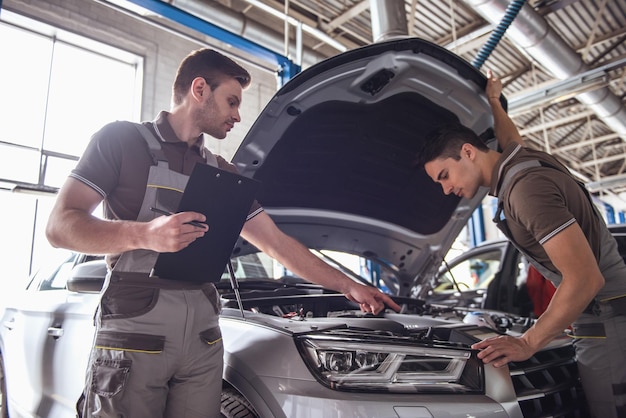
[153,164,259,283]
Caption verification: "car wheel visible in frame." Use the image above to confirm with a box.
[220,386,257,418]
[0,354,8,418]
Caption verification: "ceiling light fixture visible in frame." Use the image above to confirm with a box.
[508,57,626,116]
[586,173,626,193]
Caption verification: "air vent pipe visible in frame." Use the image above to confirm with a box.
[370,0,408,42]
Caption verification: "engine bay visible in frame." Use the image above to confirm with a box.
[217,279,535,340]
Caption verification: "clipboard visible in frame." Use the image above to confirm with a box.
[153,163,260,282]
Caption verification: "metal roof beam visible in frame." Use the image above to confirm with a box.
[520,110,596,136]
[322,1,369,32]
[555,133,621,153]
[580,152,626,168]
[124,0,297,76]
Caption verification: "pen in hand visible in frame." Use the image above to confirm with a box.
[149,207,207,229]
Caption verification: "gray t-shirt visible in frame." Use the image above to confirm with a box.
[71,111,262,222]
[70,112,263,268]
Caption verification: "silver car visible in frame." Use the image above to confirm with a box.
[1,38,587,418]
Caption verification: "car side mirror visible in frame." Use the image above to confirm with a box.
[67,260,107,293]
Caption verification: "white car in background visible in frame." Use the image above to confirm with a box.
[1,38,588,418]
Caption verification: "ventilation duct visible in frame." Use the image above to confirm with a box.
[370,0,408,42]
[462,0,626,140]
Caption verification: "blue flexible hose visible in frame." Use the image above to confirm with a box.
[472,0,526,69]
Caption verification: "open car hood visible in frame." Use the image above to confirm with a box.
[231,38,501,294]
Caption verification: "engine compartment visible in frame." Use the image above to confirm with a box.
[217,279,535,340]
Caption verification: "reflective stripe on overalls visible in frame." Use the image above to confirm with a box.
[493,150,626,418]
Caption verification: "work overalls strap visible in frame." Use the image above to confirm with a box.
[493,160,561,282]
[112,122,217,275]
[493,156,626,321]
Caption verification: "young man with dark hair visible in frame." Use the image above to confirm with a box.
[46,48,400,418]
[419,70,626,418]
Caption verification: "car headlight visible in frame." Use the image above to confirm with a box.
[296,337,483,393]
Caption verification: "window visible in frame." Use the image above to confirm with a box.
[435,249,502,293]
[0,10,142,285]
[223,249,399,294]
[27,252,77,291]
[0,10,142,189]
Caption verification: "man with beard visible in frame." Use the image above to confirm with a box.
[47,48,400,418]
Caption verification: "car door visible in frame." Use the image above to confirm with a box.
[47,290,99,417]
[430,240,533,317]
[1,252,77,417]
[430,243,508,309]
[1,253,99,418]
[40,255,100,418]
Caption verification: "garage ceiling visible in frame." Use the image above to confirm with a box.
[135,0,626,198]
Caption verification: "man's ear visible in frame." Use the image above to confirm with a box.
[190,77,207,102]
[461,143,475,160]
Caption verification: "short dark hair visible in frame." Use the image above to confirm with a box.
[172,48,251,105]
[415,123,489,167]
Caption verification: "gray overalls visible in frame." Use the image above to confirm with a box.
[494,153,626,418]
[79,123,225,418]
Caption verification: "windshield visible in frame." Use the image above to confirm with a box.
[222,250,399,294]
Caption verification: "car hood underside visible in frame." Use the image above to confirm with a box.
[231,38,499,288]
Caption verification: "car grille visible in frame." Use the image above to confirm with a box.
[508,345,588,417]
